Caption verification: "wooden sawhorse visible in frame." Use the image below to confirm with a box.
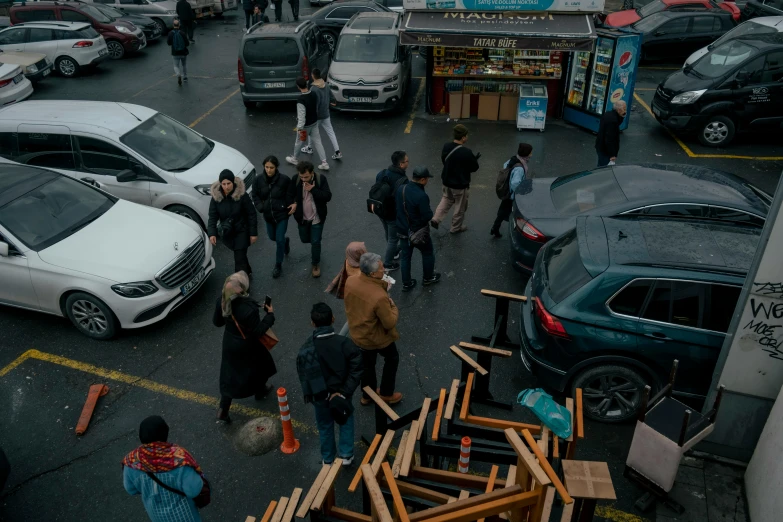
[471,289,526,350]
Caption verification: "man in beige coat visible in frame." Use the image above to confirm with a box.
[344,252,403,406]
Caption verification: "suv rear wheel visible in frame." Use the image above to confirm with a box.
[56,56,79,78]
[698,115,735,148]
[106,40,125,60]
[572,364,647,423]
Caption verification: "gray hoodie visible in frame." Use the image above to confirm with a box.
[310,78,331,120]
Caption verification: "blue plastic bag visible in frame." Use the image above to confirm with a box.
[517,388,572,439]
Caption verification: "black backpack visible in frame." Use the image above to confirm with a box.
[496,159,523,200]
[367,170,407,217]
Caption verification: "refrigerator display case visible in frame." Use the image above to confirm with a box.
[563,28,642,133]
[517,83,548,132]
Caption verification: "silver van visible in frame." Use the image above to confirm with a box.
[91,0,178,33]
[327,12,411,112]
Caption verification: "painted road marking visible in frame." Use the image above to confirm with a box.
[633,93,783,161]
[190,88,241,128]
[595,505,649,522]
[0,349,315,433]
[405,79,426,134]
[124,74,176,102]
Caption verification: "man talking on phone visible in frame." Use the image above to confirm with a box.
[287,161,333,278]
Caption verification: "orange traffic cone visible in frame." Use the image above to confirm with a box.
[458,436,471,473]
[277,387,300,454]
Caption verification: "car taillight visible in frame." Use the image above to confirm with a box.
[515,218,547,242]
[534,297,569,339]
[238,58,245,84]
[0,78,12,88]
[72,40,93,48]
[302,54,309,81]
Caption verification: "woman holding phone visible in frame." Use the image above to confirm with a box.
[213,271,275,424]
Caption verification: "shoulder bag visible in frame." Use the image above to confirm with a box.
[232,314,279,350]
[443,144,462,165]
[145,471,211,509]
[402,185,430,246]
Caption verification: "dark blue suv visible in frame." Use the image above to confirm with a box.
[519,215,760,423]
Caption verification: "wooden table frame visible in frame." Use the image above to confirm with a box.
[470,289,526,350]
[362,387,437,445]
[451,342,514,411]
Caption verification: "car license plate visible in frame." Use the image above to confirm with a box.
[12,73,23,84]
[43,68,50,77]
[349,97,372,103]
[264,82,285,88]
[652,105,661,117]
[99,49,108,57]
[181,267,205,296]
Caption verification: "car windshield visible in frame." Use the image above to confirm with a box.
[544,229,593,303]
[0,177,114,251]
[93,4,125,19]
[120,113,214,172]
[712,20,778,48]
[81,5,113,23]
[550,169,627,215]
[334,34,397,63]
[691,40,756,78]
[638,0,666,18]
[632,12,668,32]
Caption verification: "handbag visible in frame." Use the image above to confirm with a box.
[217,217,234,238]
[145,471,211,509]
[402,185,430,246]
[329,394,354,425]
[232,314,279,350]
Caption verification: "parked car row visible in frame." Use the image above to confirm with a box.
[511,163,771,423]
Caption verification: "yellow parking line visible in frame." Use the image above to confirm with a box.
[0,349,315,433]
[632,93,783,161]
[595,505,649,522]
[189,88,241,128]
[405,79,426,134]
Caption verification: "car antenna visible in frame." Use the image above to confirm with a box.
[117,103,142,122]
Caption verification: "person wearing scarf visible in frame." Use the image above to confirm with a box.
[122,416,205,522]
[325,242,367,300]
[212,271,276,423]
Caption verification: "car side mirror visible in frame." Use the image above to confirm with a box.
[117,169,137,182]
[0,242,9,257]
[735,70,751,86]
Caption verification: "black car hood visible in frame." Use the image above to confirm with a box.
[660,69,717,97]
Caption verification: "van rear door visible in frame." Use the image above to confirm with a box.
[242,37,301,95]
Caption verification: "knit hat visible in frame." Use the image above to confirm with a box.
[518,143,533,157]
[139,415,169,444]
[219,169,234,183]
[453,124,468,140]
[412,166,433,179]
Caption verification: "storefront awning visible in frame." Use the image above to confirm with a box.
[400,11,596,52]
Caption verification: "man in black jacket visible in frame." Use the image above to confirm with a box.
[288,161,332,278]
[431,124,480,234]
[166,19,189,86]
[595,100,626,167]
[396,166,440,292]
[376,150,409,273]
[175,0,195,43]
[297,302,363,465]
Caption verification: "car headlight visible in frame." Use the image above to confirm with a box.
[383,75,399,83]
[383,83,399,92]
[112,281,158,298]
[115,25,132,34]
[671,89,706,105]
[26,64,38,74]
[195,184,212,196]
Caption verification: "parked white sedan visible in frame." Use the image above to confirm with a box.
[0,63,32,106]
[0,164,215,340]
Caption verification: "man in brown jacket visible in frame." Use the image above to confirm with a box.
[344,252,403,406]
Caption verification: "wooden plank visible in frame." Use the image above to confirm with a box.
[281,488,303,522]
[361,464,393,522]
[416,398,433,440]
[565,398,574,443]
[400,420,419,477]
[246,517,257,522]
[391,430,410,478]
[364,386,400,421]
[444,379,460,421]
[382,462,410,522]
[504,429,551,487]
[422,491,539,522]
[559,502,574,522]
[432,389,446,442]
[296,465,330,518]
[262,501,279,522]
[410,467,508,489]
[459,491,470,500]
[450,346,488,376]
[371,430,396,477]
[575,388,584,439]
[466,415,541,435]
[458,342,512,358]
[540,427,550,459]
[537,487,556,522]
[390,479,454,505]
[505,465,517,489]
[313,460,343,511]
[330,508,373,522]
[477,466,500,522]
[447,497,457,504]
[349,435,383,493]
[480,289,527,302]
[459,372,475,421]
[409,487,532,522]
[270,497,290,522]
[520,430,572,505]
[552,436,559,459]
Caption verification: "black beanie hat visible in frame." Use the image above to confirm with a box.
[139,415,169,444]
[219,169,234,183]
[518,143,533,157]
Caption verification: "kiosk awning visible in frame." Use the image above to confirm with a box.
[400,11,596,52]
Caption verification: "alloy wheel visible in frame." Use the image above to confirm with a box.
[107,41,124,60]
[323,32,336,52]
[582,374,641,420]
[703,121,728,145]
[58,58,76,77]
[71,299,109,335]
[154,19,166,35]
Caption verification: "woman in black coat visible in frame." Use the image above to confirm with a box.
[207,169,258,275]
[252,156,293,279]
[213,271,276,423]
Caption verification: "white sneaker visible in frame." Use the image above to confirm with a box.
[331,151,343,160]
[317,162,330,171]
[285,156,298,166]
[340,456,354,466]
[301,145,314,154]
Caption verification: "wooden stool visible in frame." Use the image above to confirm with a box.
[561,461,616,522]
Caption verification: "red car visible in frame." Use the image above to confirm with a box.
[603,0,740,28]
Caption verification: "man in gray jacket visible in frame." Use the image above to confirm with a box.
[302,69,342,161]
[287,77,329,171]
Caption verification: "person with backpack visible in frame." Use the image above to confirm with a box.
[302,69,342,161]
[167,19,189,86]
[287,160,333,279]
[368,151,409,273]
[297,302,363,466]
[252,155,294,279]
[431,124,480,234]
[491,143,533,238]
[396,166,440,292]
[287,77,329,171]
[176,0,195,42]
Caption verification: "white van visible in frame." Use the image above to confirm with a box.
[0,100,255,228]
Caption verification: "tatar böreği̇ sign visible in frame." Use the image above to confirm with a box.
[403,0,605,12]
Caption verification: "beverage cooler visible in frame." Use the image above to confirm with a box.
[562,29,641,133]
